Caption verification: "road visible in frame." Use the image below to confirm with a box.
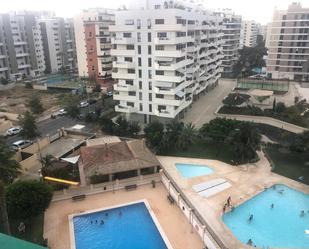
[182,78,236,127]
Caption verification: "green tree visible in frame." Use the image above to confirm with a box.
[28,94,44,114]
[199,118,239,141]
[128,121,141,137]
[58,94,81,119]
[100,116,116,134]
[177,123,197,150]
[0,141,20,184]
[40,154,54,168]
[114,116,129,136]
[226,122,261,163]
[19,111,39,139]
[144,121,164,151]
[0,181,10,234]
[164,120,184,150]
[6,181,53,219]
[290,130,309,153]
[0,78,9,85]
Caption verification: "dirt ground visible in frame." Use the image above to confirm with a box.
[0,85,61,116]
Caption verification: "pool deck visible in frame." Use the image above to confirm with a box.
[44,183,203,249]
[157,151,309,249]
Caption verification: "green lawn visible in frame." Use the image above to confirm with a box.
[9,213,44,246]
[265,145,309,185]
[160,140,235,164]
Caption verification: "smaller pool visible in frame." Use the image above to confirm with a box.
[175,163,213,178]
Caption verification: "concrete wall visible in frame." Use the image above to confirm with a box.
[20,153,40,171]
[33,84,48,90]
[22,136,50,154]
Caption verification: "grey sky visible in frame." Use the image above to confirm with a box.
[0,0,308,24]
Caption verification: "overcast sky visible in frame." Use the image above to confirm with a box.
[0,0,308,24]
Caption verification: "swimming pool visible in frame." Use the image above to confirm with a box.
[223,184,309,249]
[70,201,170,249]
[175,163,214,178]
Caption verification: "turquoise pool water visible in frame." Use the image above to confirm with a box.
[175,163,213,178]
[223,184,309,249]
[73,202,168,249]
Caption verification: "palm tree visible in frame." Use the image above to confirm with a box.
[40,154,54,168]
[226,122,261,164]
[177,123,197,150]
[0,180,10,234]
[0,142,20,184]
[165,120,184,150]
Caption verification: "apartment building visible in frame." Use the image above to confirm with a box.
[240,20,259,48]
[266,3,309,81]
[39,17,76,73]
[74,9,115,86]
[0,12,45,81]
[111,0,223,123]
[215,10,242,76]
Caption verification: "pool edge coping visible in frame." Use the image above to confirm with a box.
[68,199,174,249]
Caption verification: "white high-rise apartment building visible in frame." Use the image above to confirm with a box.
[266,3,309,81]
[74,9,115,86]
[0,11,45,81]
[39,17,77,73]
[240,20,259,48]
[215,10,242,76]
[111,0,223,123]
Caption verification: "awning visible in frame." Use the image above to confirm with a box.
[61,155,80,164]
[250,89,273,97]
[176,91,185,98]
[155,82,173,88]
[71,124,85,130]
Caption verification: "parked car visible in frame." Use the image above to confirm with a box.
[58,108,67,116]
[79,101,89,108]
[88,99,97,105]
[5,127,22,137]
[106,91,113,97]
[11,140,33,151]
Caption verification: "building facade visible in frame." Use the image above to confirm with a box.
[39,17,77,74]
[74,9,115,86]
[240,20,259,48]
[111,0,223,123]
[266,3,309,81]
[215,10,242,76]
[0,12,45,81]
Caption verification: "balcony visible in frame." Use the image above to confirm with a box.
[114,84,136,91]
[113,61,135,69]
[109,25,135,32]
[16,53,29,58]
[0,55,6,59]
[154,36,194,45]
[112,72,136,80]
[111,49,135,56]
[14,41,27,46]
[0,67,9,72]
[154,49,186,58]
[115,105,137,113]
[154,74,184,83]
[154,97,183,106]
[18,64,30,69]
[153,24,186,31]
[113,93,137,102]
[111,37,135,44]
[154,59,191,71]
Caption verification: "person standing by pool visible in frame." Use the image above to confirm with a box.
[248,214,253,222]
[271,203,274,209]
[227,196,232,206]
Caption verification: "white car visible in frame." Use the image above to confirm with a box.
[11,140,33,151]
[58,109,67,116]
[5,127,22,136]
[79,101,89,108]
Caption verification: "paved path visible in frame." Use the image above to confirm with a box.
[182,78,236,127]
[215,112,308,134]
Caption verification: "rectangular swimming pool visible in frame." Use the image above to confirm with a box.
[223,184,309,249]
[70,201,171,249]
[175,163,214,178]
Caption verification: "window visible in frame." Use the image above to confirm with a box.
[139,103,143,111]
[147,19,151,29]
[139,92,142,100]
[156,70,164,75]
[155,19,164,24]
[124,57,133,62]
[155,4,161,9]
[137,19,141,29]
[137,32,141,42]
[125,19,134,25]
[138,45,141,54]
[148,70,152,79]
[148,45,152,55]
[149,104,152,112]
[139,70,142,78]
[138,57,142,66]
[148,58,152,67]
[149,81,152,90]
[123,32,132,38]
[149,93,152,101]
[126,45,134,50]
[139,81,142,89]
[155,45,164,50]
[148,32,151,42]
[157,32,167,38]
[128,69,135,74]
[126,80,133,85]
[128,91,136,96]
